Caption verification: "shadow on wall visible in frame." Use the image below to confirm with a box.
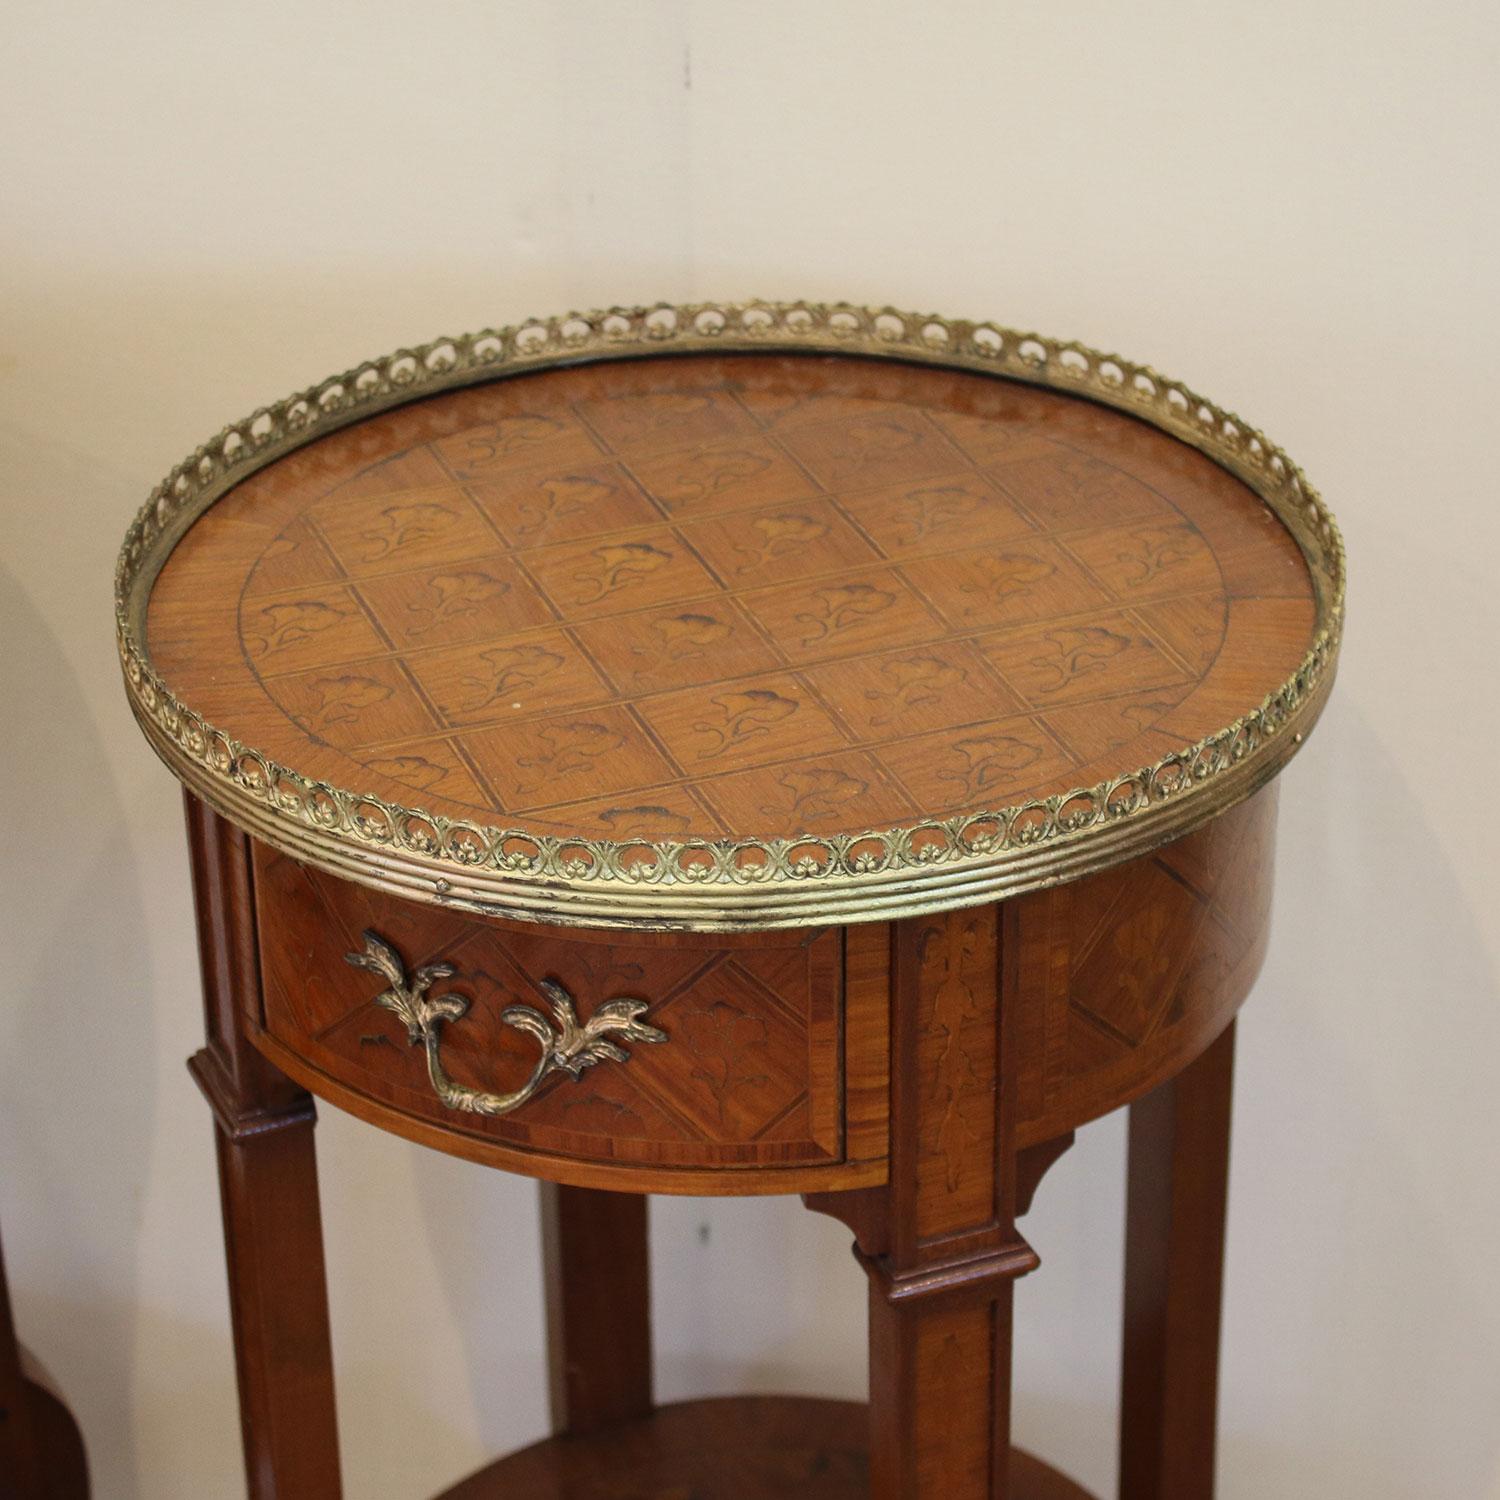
[345,1135,554,1496]
[647,1191,868,1404]
[0,560,156,1497]
[396,1134,868,1491]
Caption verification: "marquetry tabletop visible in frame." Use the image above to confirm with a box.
[119,305,1342,927]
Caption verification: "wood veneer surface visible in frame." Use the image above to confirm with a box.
[148,353,1316,844]
[434,1396,1094,1500]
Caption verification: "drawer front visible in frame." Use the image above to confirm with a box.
[252,846,860,1174]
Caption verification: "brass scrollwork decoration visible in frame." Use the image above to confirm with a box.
[344,930,667,1117]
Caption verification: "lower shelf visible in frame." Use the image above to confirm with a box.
[434,1395,1094,1500]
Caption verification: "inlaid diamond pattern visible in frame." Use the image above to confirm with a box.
[1063,791,1266,1070]
[255,851,837,1161]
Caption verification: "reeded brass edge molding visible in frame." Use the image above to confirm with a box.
[116,300,1345,931]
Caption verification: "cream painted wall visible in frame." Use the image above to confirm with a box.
[2,2,1498,1496]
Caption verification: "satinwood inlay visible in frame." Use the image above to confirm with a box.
[147,353,1317,844]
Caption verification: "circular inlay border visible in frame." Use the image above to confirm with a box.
[117,301,1344,931]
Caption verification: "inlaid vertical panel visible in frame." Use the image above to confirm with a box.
[909,909,1001,1245]
[863,904,1033,1500]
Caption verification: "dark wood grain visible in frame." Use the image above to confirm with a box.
[0,1226,88,1499]
[540,1184,653,1435]
[184,794,342,1500]
[1119,1019,1236,1499]
[147,353,1317,849]
[0,1219,47,1500]
[433,1396,1095,1500]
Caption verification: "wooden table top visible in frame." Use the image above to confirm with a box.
[122,307,1341,927]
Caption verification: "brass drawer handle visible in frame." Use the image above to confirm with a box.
[344,930,667,1117]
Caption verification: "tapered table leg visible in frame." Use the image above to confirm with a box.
[1118,1020,1236,1500]
[540,1183,653,1435]
[867,1266,1027,1499]
[816,908,1037,1500]
[185,795,341,1499]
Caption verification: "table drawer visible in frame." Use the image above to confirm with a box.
[250,845,885,1184]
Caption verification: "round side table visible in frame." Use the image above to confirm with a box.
[116,303,1343,1500]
